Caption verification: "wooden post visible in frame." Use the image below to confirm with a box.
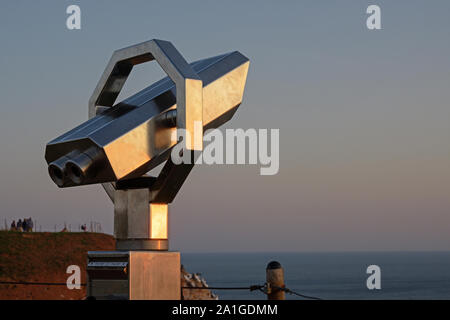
[266,261,285,300]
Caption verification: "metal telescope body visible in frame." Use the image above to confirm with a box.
[45,39,249,251]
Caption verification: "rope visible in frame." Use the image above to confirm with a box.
[0,281,86,286]
[183,284,321,300]
[182,285,264,291]
[271,285,322,300]
[0,281,322,300]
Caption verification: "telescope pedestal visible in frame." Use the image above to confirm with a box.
[86,188,179,300]
[87,251,180,300]
[116,239,168,251]
[114,188,169,251]
[44,39,250,300]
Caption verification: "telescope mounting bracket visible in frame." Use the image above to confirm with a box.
[88,39,205,250]
[89,39,204,205]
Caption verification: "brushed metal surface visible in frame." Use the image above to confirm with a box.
[45,42,249,188]
[128,251,180,300]
[45,40,249,257]
[116,239,168,251]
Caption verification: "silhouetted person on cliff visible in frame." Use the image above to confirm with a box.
[17,219,23,232]
[10,220,16,231]
[26,218,33,232]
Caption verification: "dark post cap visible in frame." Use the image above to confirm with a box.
[266,261,282,270]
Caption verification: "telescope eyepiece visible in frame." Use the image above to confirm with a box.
[48,162,65,187]
[47,147,103,187]
[66,161,84,184]
[65,147,102,185]
[47,150,79,187]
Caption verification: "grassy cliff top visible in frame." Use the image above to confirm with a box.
[0,231,115,299]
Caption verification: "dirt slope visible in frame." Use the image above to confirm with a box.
[0,231,215,300]
[0,231,115,299]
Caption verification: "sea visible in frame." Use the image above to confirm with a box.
[181,252,450,300]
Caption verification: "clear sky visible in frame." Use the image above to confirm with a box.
[0,1,449,252]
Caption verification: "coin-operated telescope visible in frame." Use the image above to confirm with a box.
[45,40,249,299]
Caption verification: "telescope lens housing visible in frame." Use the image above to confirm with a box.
[65,147,103,185]
[45,50,249,188]
[48,162,65,187]
[66,160,84,184]
[47,147,103,187]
